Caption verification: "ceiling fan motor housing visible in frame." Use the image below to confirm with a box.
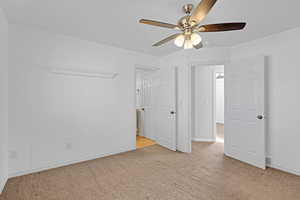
[183,4,194,14]
[178,16,191,30]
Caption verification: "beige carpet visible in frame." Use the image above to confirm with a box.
[1,142,300,200]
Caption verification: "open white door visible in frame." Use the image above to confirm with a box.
[136,70,156,141]
[225,56,266,169]
[153,67,177,151]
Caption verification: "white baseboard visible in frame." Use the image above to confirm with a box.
[192,138,216,142]
[266,157,300,176]
[9,146,135,178]
[0,175,8,194]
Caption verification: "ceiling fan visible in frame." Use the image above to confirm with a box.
[139,0,246,49]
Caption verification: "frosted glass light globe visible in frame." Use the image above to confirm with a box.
[184,39,193,49]
[191,33,202,45]
[174,34,185,47]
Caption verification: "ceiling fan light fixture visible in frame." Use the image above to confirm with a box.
[191,33,202,45]
[140,1,247,50]
[174,34,185,47]
[184,39,193,49]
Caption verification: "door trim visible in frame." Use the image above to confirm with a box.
[188,60,228,151]
[134,65,159,150]
[212,67,225,142]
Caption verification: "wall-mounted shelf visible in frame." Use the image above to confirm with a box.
[51,70,118,79]
[135,64,159,72]
[29,63,119,79]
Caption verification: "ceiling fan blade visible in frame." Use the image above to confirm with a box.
[153,34,181,47]
[193,42,203,49]
[197,23,246,32]
[189,0,217,26]
[139,19,179,30]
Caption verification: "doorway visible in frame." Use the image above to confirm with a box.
[214,70,224,143]
[135,66,178,151]
[189,57,266,169]
[191,65,224,146]
[135,68,156,149]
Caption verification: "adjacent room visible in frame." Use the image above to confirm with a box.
[1,0,300,199]
[215,71,224,143]
[191,65,225,145]
[135,67,157,149]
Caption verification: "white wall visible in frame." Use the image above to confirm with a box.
[0,7,8,193]
[8,24,158,176]
[231,27,300,175]
[160,48,230,151]
[193,66,214,141]
[216,76,224,124]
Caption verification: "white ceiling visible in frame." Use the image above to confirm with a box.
[1,0,300,56]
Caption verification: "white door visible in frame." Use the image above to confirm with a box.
[137,71,155,140]
[225,56,266,169]
[142,74,155,140]
[153,67,177,151]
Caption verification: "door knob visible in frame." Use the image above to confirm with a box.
[257,115,264,120]
[170,111,176,114]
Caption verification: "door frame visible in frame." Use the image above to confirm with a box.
[213,67,225,142]
[189,64,224,143]
[187,60,229,151]
[134,64,159,149]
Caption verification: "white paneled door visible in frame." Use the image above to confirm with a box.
[225,56,266,169]
[153,67,177,151]
[137,70,155,140]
